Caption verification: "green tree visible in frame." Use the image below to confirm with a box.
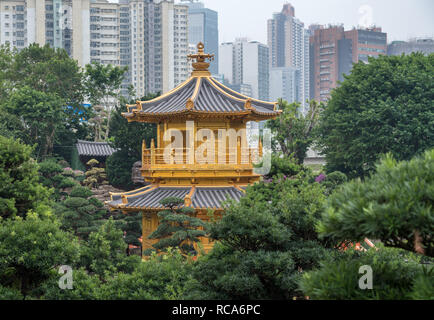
[318,53,434,178]
[148,197,207,256]
[10,43,85,108]
[0,44,14,105]
[41,268,102,300]
[106,94,157,188]
[84,62,128,141]
[38,158,80,200]
[0,44,91,159]
[266,99,323,164]
[106,151,137,189]
[97,249,192,300]
[317,150,434,257]
[54,185,107,239]
[299,246,430,300]
[4,86,65,157]
[80,218,141,278]
[0,216,80,298]
[0,136,51,220]
[186,166,328,299]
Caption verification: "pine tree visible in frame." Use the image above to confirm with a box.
[54,185,107,239]
[147,197,207,256]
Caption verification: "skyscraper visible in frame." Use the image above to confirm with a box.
[267,3,309,108]
[219,38,269,101]
[0,0,91,66]
[128,0,189,96]
[181,0,218,75]
[309,25,387,102]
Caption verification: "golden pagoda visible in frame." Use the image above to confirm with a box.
[107,43,281,254]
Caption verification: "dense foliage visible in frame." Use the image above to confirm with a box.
[148,197,207,255]
[186,164,330,299]
[54,185,107,239]
[267,100,322,164]
[0,216,80,298]
[318,149,434,257]
[0,44,90,160]
[84,62,128,141]
[0,136,51,219]
[300,246,430,300]
[106,94,157,189]
[318,53,434,178]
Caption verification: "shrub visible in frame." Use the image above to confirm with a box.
[300,247,431,300]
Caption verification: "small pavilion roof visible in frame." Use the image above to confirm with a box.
[76,140,117,157]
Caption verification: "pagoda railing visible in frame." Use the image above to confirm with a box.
[141,139,263,169]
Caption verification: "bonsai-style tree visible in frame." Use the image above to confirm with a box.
[83,159,108,189]
[54,185,107,239]
[147,197,207,256]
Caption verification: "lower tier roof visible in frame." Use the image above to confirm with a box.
[107,185,246,211]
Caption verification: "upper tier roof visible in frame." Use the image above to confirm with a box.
[123,43,281,123]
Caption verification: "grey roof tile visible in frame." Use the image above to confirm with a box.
[107,185,245,210]
[76,140,117,157]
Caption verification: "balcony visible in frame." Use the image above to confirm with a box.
[140,140,263,183]
[142,147,262,169]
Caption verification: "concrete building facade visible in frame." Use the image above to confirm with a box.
[219,38,269,101]
[310,25,387,102]
[0,0,90,66]
[181,0,218,75]
[267,3,309,108]
[388,38,434,56]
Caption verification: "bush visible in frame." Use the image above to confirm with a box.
[0,216,80,298]
[41,268,102,300]
[0,284,23,300]
[98,249,192,300]
[186,173,328,300]
[317,150,434,257]
[55,186,107,239]
[300,247,431,300]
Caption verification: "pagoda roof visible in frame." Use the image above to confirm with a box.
[107,185,245,211]
[123,43,280,122]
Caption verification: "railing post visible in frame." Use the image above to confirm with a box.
[150,139,155,165]
[142,139,146,167]
[237,137,241,165]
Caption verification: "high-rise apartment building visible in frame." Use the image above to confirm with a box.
[310,25,387,102]
[388,38,434,56]
[269,66,298,103]
[128,0,188,96]
[0,0,91,66]
[90,0,120,66]
[267,3,309,108]
[0,0,190,97]
[219,38,269,101]
[181,0,218,75]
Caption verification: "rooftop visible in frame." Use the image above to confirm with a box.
[76,140,117,157]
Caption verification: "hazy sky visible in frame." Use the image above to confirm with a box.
[109,0,434,43]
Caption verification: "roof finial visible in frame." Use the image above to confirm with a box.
[187,42,214,74]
